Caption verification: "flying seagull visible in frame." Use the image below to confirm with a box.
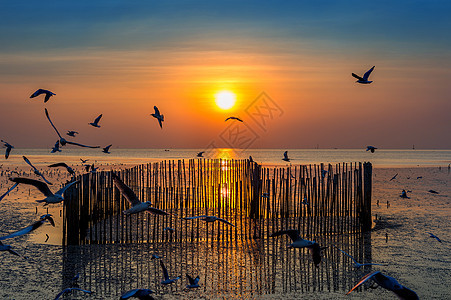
[45,109,100,148]
[334,246,382,269]
[197,151,205,158]
[66,131,78,137]
[186,273,200,289]
[400,189,410,199]
[270,229,323,266]
[112,173,169,215]
[80,158,89,164]
[366,146,377,153]
[160,260,181,285]
[23,156,52,185]
[427,232,442,243]
[51,140,61,153]
[282,151,290,162]
[30,88,55,103]
[9,177,79,204]
[54,288,93,300]
[151,106,164,129]
[352,66,375,84]
[0,183,19,201]
[389,173,398,181]
[182,215,235,227]
[102,144,112,154]
[1,140,14,159]
[48,162,75,176]
[225,117,243,122]
[120,289,154,300]
[346,271,418,299]
[428,190,439,194]
[0,214,55,241]
[89,114,102,128]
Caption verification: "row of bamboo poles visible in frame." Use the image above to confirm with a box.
[63,160,372,245]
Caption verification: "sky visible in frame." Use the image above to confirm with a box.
[1,1,450,150]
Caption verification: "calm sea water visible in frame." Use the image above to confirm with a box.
[4,148,451,168]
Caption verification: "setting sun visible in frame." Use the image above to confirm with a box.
[215,90,236,110]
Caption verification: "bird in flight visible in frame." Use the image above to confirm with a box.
[1,140,14,159]
[427,232,442,243]
[89,114,103,128]
[120,288,154,299]
[112,173,169,215]
[186,273,200,289]
[66,131,78,137]
[182,215,235,227]
[9,177,78,204]
[197,151,205,158]
[282,151,290,162]
[346,271,418,299]
[103,144,112,154]
[80,158,89,164]
[366,146,377,153]
[352,66,375,84]
[0,183,19,202]
[54,288,93,300]
[160,260,181,285]
[48,162,75,176]
[400,189,410,199]
[334,246,383,269]
[225,117,243,122]
[51,140,62,153]
[151,106,164,129]
[30,88,55,103]
[389,173,398,181]
[23,156,52,185]
[45,109,100,148]
[0,214,55,241]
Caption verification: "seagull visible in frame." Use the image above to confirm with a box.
[54,288,93,300]
[346,271,418,300]
[48,162,75,176]
[0,214,55,241]
[428,190,439,194]
[23,156,52,185]
[102,144,112,154]
[160,260,181,285]
[366,146,377,153]
[352,66,375,84]
[389,173,398,181]
[89,114,102,128]
[9,177,79,204]
[334,246,382,269]
[112,173,169,215]
[0,241,21,257]
[182,215,235,227]
[225,116,243,122]
[66,131,78,137]
[51,140,62,153]
[80,158,89,164]
[282,151,290,162]
[151,106,164,129]
[197,151,205,158]
[186,273,200,289]
[427,232,442,243]
[0,183,19,201]
[30,88,55,103]
[1,140,14,159]
[120,289,154,300]
[400,189,410,199]
[270,229,323,266]
[45,109,100,148]
[163,227,174,233]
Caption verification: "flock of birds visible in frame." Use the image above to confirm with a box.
[0,68,439,299]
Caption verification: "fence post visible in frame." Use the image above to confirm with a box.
[362,162,372,231]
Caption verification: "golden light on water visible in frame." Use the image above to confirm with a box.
[214,90,236,110]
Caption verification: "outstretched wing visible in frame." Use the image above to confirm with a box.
[0,183,18,201]
[363,66,375,80]
[112,173,141,206]
[120,289,139,299]
[0,218,50,240]
[23,156,38,172]
[146,207,169,216]
[351,73,364,81]
[10,177,53,197]
[154,106,160,115]
[160,260,169,280]
[48,162,69,169]
[94,114,102,124]
[55,180,79,196]
[335,246,358,264]
[346,271,380,295]
[65,141,100,148]
[44,108,63,139]
[30,89,44,98]
[270,229,299,242]
[217,218,235,227]
[182,215,207,220]
[5,146,12,159]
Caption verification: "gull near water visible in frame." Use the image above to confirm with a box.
[89,114,103,128]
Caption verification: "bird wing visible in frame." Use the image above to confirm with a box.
[54,288,92,300]
[363,66,375,80]
[146,207,169,216]
[48,162,69,169]
[120,289,139,299]
[154,106,160,115]
[55,180,79,196]
[269,229,299,242]
[183,215,207,220]
[351,73,364,81]
[186,274,194,284]
[158,118,163,129]
[104,144,112,151]
[346,271,381,295]
[335,247,358,264]
[112,173,141,206]
[23,156,38,172]
[44,92,52,103]
[94,114,102,124]
[225,117,231,121]
[10,177,53,196]
[217,218,235,227]
[160,260,169,280]
[5,146,12,159]
[44,108,63,139]
[0,183,18,201]
[30,89,44,98]
[0,220,46,240]
[65,140,100,148]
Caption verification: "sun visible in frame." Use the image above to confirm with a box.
[215,90,236,110]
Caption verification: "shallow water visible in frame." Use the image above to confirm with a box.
[0,160,449,299]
